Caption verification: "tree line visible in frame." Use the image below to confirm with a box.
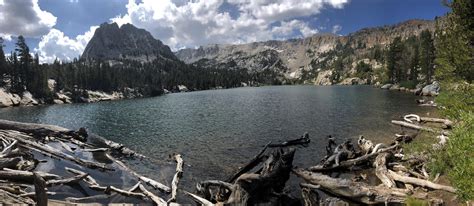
[0,37,261,102]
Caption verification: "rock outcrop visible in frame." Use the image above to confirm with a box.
[0,89,38,108]
[176,19,436,81]
[314,70,333,86]
[82,23,176,61]
[421,81,441,96]
[339,77,367,85]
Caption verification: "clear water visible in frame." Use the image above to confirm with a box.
[0,85,433,189]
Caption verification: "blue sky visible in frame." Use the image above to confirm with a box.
[0,0,450,63]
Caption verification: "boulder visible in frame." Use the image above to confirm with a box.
[56,93,72,104]
[20,91,39,106]
[86,90,124,102]
[53,99,64,104]
[389,84,400,91]
[0,89,14,107]
[47,79,56,92]
[380,84,392,89]
[177,85,189,92]
[413,88,422,95]
[11,94,21,106]
[421,81,440,96]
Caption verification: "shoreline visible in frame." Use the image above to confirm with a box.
[1,82,440,110]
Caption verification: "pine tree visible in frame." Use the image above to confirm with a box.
[0,37,7,77]
[14,35,32,92]
[419,30,435,84]
[386,37,403,83]
[409,43,420,82]
[435,0,473,83]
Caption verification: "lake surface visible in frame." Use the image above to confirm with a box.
[0,85,433,189]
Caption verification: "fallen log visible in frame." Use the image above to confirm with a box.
[105,186,146,198]
[184,190,215,206]
[138,183,166,206]
[387,170,456,193]
[0,169,59,181]
[0,130,111,170]
[0,140,17,157]
[46,173,88,186]
[33,172,47,206]
[225,149,295,205]
[300,183,320,206]
[374,153,396,188]
[420,117,453,128]
[294,168,406,204]
[392,120,436,133]
[374,153,456,193]
[105,153,170,193]
[0,157,21,169]
[0,119,144,158]
[309,144,398,172]
[168,154,183,203]
[268,132,310,147]
[226,141,271,183]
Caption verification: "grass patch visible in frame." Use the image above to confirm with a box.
[405,197,430,206]
[404,83,474,201]
[429,83,474,201]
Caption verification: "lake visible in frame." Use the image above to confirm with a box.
[0,85,433,189]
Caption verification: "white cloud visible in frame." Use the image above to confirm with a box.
[332,24,342,34]
[0,0,56,39]
[112,0,349,50]
[35,26,98,63]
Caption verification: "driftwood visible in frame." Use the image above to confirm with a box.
[184,190,215,206]
[168,154,183,203]
[300,183,320,206]
[268,132,310,147]
[404,114,453,128]
[203,149,296,205]
[391,120,449,135]
[294,168,407,204]
[138,183,166,206]
[226,141,271,183]
[375,153,456,193]
[0,130,111,170]
[46,173,88,186]
[0,119,144,158]
[33,172,48,206]
[309,144,398,172]
[0,169,59,181]
[105,153,171,193]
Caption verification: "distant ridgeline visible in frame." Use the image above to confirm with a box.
[0,18,441,104]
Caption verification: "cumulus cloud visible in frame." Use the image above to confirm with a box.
[35,26,98,63]
[332,24,342,34]
[0,0,56,39]
[112,0,349,50]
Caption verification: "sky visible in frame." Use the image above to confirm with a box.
[0,0,450,63]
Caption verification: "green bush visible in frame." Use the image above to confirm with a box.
[399,80,418,89]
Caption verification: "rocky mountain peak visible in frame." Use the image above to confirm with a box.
[81,22,176,61]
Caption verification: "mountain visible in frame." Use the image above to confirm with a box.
[175,19,436,84]
[82,23,176,61]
